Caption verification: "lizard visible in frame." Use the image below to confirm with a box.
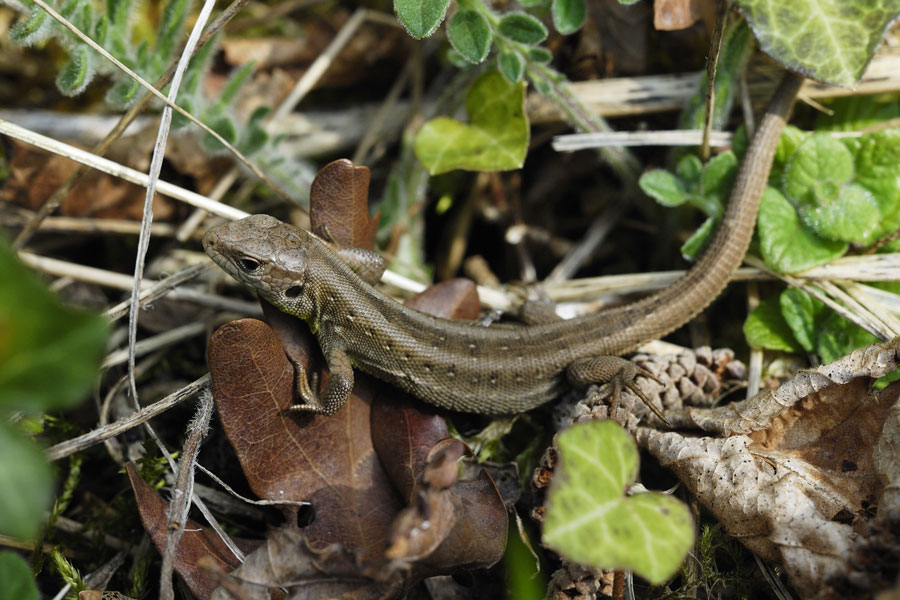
[203,72,803,416]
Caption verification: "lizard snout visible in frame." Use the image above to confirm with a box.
[202,228,220,254]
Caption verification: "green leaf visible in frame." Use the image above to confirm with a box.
[238,106,271,156]
[675,154,703,187]
[779,288,824,352]
[784,133,880,243]
[851,129,900,238]
[699,151,738,206]
[414,70,529,174]
[498,12,548,44]
[0,422,54,540]
[551,0,586,34]
[769,125,808,184]
[639,170,686,207]
[202,115,238,152]
[0,239,108,413]
[527,46,553,63]
[106,77,140,107]
[802,182,880,243]
[56,45,94,96]
[447,9,492,64]
[758,187,847,273]
[817,312,879,364]
[816,96,900,132]
[743,296,803,352]
[158,0,188,57]
[0,552,40,600]
[498,49,525,83]
[543,421,694,584]
[680,216,717,261]
[394,0,450,38]
[732,0,900,88]
[10,6,52,47]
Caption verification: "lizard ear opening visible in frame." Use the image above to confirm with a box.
[285,285,303,298]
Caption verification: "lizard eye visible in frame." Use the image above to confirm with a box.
[237,256,261,273]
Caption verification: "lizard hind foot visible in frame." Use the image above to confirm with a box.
[568,356,670,427]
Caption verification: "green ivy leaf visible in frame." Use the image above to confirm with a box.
[414,70,529,174]
[394,0,450,38]
[543,421,694,584]
[639,170,686,207]
[447,9,492,64]
[0,423,54,540]
[743,296,803,352]
[551,0,586,34]
[733,0,900,88]
[758,187,847,273]
[56,45,94,97]
[498,50,525,83]
[0,552,39,600]
[498,12,548,44]
[817,312,879,364]
[779,288,824,352]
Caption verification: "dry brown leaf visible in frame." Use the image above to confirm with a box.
[309,158,380,249]
[636,339,900,596]
[125,463,260,599]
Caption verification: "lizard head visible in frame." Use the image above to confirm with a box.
[203,214,312,317]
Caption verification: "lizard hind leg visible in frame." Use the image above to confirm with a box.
[566,356,670,426]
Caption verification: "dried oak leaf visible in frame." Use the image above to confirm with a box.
[309,159,380,249]
[125,463,260,599]
[635,339,900,597]
[206,290,506,596]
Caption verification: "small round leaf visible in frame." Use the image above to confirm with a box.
[551,0,586,34]
[394,0,451,38]
[498,50,525,83]
[447,9,493,64]
[498,12,548,45]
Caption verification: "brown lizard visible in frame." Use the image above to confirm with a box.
[204,72,803,416]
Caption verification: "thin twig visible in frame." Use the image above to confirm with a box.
[700,0,729,162]
[45,375,209,461]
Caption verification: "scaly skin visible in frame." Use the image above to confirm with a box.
[204,72,803,415]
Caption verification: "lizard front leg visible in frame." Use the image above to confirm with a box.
[566,356,668,425]
[287,345,354,416]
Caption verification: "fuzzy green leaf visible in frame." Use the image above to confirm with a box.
[527,46,553,63]
[106,77,140,107]
[779,288,825,352]
[543,421,694,584]
[639,169,686,207]
[0,423,54,540]
[0,552,39,600]
[202,115,238,152]
[743,296,803,352]
[0,239,108,413]
[394,0,450,38]
[56,45,95,97]
[551,0,586,34]
[758,187,847,273]
[733,0,900,88]
[498,50,525,83]
[498,12,548,44]
[675,154,703,186]
[414,70,529,174]
[158,0,189,57]
[10,6,52,47]
[447,9,492,63]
